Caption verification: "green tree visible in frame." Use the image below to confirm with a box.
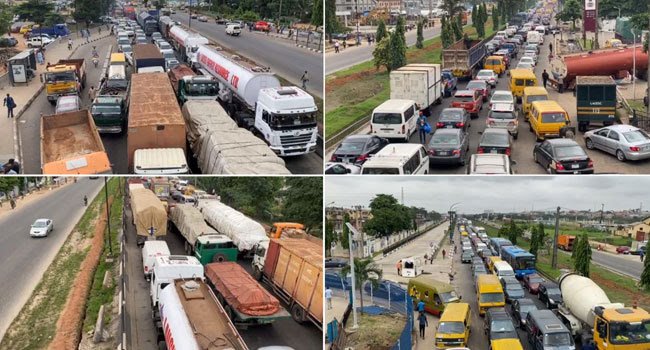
[341,257,382,314]
[471,4,478,26]
[372,34,391,70]
[364,194,411,237]
[530,225,540,258]
[574,233,592,277]
[325,0,344,42]
[200,177,283,219]
[640,249,650,291]
[395,16,406,46]
[507,220,520,245]
[416,19,424,49]
[281,177,323,234]
[376,19,387,42]
[441,0,466,19]
[325,219,335,256]
[571,234,581,260]
[0,177,22,195]
[0,3,13,36]
[388,21,407,70]
[475,4,485,38]
[14,0,55,26]
[341,212,351,249]
[497,226,508,238]
[492,4,500,30]
[441,16,454,49]
[556,0,583,31]
[453,15,463,41]
[311,0,323,27]
[44,12,65,27]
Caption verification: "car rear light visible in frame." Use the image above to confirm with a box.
[436,122,444,128]
[555,162,565,171]
[456,122,464,128]
[630,146,640,152]
[401,125,405,134]
[452,149,461,155]
[478,147,484,154]
[487,119,495,125]
[588,159,594,168]
[330,154,337,161]
[356,154,369,163]
[144,266,149,272]
[505,148,511,156]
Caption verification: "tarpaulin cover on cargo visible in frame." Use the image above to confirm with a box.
[169,204,218,245]
[130,188,167,237]
[205,262,280,316]
[198,199,268,251]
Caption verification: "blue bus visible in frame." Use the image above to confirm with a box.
[488,237,512,257]
[501,245,536,278]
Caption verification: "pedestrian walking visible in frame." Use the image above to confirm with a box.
[424,253,429,264]
[417,117,430,144]
[549,42,553,54]
[367,34,371,45]
[9,198,16,209]
[3,94,16,118]
[85,29,91,42]
[396,260,402,275]
[418,312,428,339]
[342,40,347,49]
[325,287,333,310]
[429,254,434,264]
[417,299,425,315]
[641,250,645,262]
[300,71,309,90]
[88,86,96,101]
[98,26,102,35]
[442,249,446,259]
[542,69,549,88]
[334,41,340,53]
[454,245,457,254]
[36,49,44,65]
[68,38,73,50]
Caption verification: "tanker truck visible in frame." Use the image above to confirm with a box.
[169,26,209,65]
[550,46,649,91]
[198,199,269,257]
[156,277,249,350]
[195,44,318,157]
[130,187,167,247]
[556,272,650,350]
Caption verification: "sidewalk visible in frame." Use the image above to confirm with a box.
[250,30,323,53]
[0,27,112,165]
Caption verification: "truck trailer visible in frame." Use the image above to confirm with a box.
[575,76,617,132]
[130,187,167,247]
[40,109,111,174]
[133,44,165,73]
[204,262,290,328]
[169,26,209,65]
[390,64,443,116]
[92,55,129,133]
[196,45,318,156]
[137,11,158,35]
[442,36,492,79]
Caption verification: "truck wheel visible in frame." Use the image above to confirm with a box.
[252,266,263,281]
[217,292,225,305]
[158,341,167,350]
[290,303,306,323]
[212,253,227,262]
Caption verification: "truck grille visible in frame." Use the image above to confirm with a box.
[280,134,312,147]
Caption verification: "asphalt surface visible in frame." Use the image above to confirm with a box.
[123,198,322,350]
[170,12,323,99]
[562,249,644,280]
[0,178,103,341]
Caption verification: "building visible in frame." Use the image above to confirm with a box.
[336,0,377,25]
[326,206,372,232]
[613,218,650,241]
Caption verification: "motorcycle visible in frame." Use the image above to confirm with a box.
[92,56,98,68]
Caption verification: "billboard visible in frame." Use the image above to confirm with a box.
[585,0,596,10]
[583,0,597,32]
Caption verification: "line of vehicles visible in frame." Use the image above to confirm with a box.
[428,220,650,350]
[129,177,322,349]
[38,9,318,175]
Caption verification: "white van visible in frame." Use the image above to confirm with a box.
[225,23,242,36]
[401,256,423,277]
[494,261,516,280]
[535,25,546,35]
[527,31,542,45]
[142,241,171,279]
[361,144,429,175]
[370,99,418,141]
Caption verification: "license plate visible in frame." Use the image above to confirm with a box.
[571,164,580,169]
[490,149,498,154]
[446,125,453,128]
[438,151,449,156]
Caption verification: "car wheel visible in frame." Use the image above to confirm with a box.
[513,133,518,140]
[585,138,594,149]
[533,151,538,163]
[616,150,626,162]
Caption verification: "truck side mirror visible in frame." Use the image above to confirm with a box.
[39,74,43,83]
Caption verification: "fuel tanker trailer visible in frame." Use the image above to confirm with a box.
[550,46,649,91]
[556,272,650,350]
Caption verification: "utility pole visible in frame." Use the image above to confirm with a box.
[552,206,560,269]
[599,203,604,223]
[345,223,359,329]
[188,0,192,29]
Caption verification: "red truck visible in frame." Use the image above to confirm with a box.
[451,89,482,118]
[254,21,270,32]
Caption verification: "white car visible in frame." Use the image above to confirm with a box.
[30,218,54,237]
[516,62,535,70]
[519,56,536,67]
[523,50,538,62]
[26,36,53,48]
[489,90,514,109]
[475,69,498,88]
[225,23,242,36]
[325,162,361,175]
[55,95,82,114]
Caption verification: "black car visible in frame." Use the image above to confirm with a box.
[461,251,473,263]
[325,257,349,268]
[538,282,563,309]
[511,298,538,328]
[0,37,18,47]
[500,276,525,303]
[436,108,470,131]
[330,135,388,165]
[533,139,594,174]
[485,308,519,341]
[478,128,512,155]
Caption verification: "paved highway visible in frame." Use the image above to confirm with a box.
[562,249,643,280]
[0,179,103,341]
[170,12,323,99]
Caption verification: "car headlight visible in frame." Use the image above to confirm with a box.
[549,298,555,304]
[522,320,527,325]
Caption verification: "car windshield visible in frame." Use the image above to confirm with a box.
[528,276,543,284]
[184,82,218,96]
[609,320,650,344]
[491,319,516,336]
[338,141,365,153]
[439,291,460,302]
[480,292,505,303]
[118,38,130,45]
[441,110,463,120]
[159,42,171,50]
[477,72,492,78]
[527,95,547,103]
[467,82,485,90]
[33,221,48,228]
[456,95,475,102]
[541,112,567,123]
[362,167,400,175]
[492,94,512,102]
[372,113,402,124]
[490,111,515,120]
[555,145,586,158]
[623,130,650,143]
[122,46,132,53]
[506,284,523,291]
[438,321,465,334]
[517,63,534,69]
[544,332,574,346]
[519,304,537,314]
[430,133,460,146]
[545,287,561,295]
[482,132,509,145]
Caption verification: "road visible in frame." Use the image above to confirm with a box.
[330,31,650,174]
[0,179,103,341]
[170,12,323,99]
[20,34,322,174]
[123,199,321,350]
[562,249,643,280]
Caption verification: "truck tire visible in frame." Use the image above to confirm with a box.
[158,341,167,350]
[216,292,225,305]
[212,253,227,262]
[290,303,306,323]
[252,266,263,281]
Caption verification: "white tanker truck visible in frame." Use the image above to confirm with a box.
[169,26,209,65]
[195,44,318,157]
[556,272,650,350]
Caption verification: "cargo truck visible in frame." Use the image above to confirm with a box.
[157,278,248,350]
[150,255,203,314]
[150,177,171,199]
[196,45,318,157]
[127,72,186,172]
[168,204,238,263]
[181,100,291,174]
[442,36,492,79]
[252,238,323,329]
[133,44,165,73]
[158,16,176,39]
[40,110,111,174]
[390,64,443,117]
[198,199,270,257]
[575,76,617,132]
[43,59,86,104]
[169,26,209,65]
[130,187,167,247]
[557,234,576,251]
[204,262,291,328]
[30,24,69,37]
[557,272,650,350]
[168,64,218,104]
[137,11,158,35]
[91,55,129,133]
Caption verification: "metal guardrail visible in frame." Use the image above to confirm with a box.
[117,228,126,350]
[382,221,443,256]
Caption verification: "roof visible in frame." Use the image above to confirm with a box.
[133,148,188,171]
[509,68,537,78]
[440,303,470,321]
[373,99,415,112]
[600,124,639,132]
[342,134,374,142]
[530,100,564,111]
[477,274,501,285]
[129,72,184,127]
[545,138,580,147]
[602,307,650,322]
[410,275,454,292]
[524,86,548,94]
[434,128,463,135]
[490,339,523,350]
[375,144,424,157]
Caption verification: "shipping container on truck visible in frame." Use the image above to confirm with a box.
[254,238,323,329]
[557,235,575,251]
[127,72,186,171]
[575,76,617,132]
[390,64,443,116]
[130,187,167,247]
[442,35,493,79]
[204,262,291,328]
[158,16,176,39]
[40,109,111,174]
[133,44,165,73]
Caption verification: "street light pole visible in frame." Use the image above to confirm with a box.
[631,29,636,100]
[188,0,192,29]
[345,222,359,329]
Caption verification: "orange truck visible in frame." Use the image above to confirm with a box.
[252,237,322,330]
[557,235,576,251]
[40,109,111,174]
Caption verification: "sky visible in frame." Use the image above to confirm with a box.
[325,176,650,214]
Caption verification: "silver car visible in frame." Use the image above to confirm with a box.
[55,95,82,114]
[584,125,650,161]
[30,218,54,237]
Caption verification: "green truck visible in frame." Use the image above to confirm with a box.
[168,203,238,264]
[576,76,617,132]
[91,63,129,133]
[168,63,219,105]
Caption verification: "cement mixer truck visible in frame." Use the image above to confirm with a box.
[195,44,318,157]
[169,26,209,66]
[556,272,650,350]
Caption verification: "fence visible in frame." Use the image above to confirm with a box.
[630,108,650,132]
[284,28,323,51]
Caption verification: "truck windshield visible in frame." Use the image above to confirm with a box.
[45,72,76,82]
[269,112,317,129]
[184,82,218,96]
[609,320,650,344]
[92,105,121,115]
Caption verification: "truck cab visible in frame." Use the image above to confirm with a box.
[251,239,270,280]
[43,59,86,104]
[178,76,218,103]
[193,234,238,264]
[150,255,204,318]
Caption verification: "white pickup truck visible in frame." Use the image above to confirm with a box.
[26,36,53,48]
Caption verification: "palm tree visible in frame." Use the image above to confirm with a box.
[440,0,466,20]
[341,257,383,314]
